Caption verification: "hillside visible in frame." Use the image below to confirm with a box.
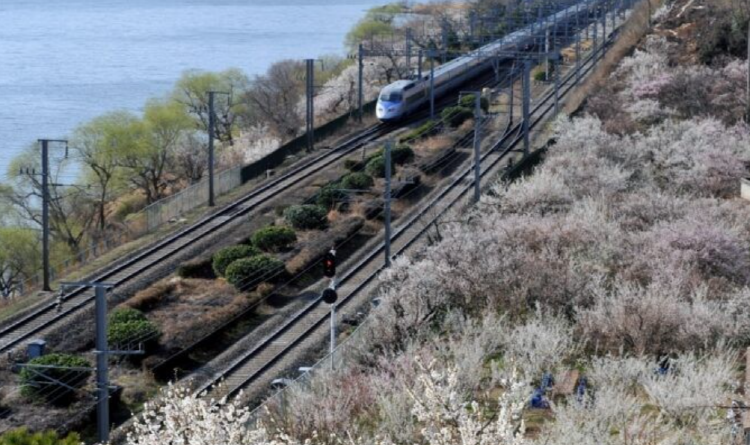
[228,0,750,443]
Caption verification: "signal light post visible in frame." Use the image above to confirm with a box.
[322,248,338,370]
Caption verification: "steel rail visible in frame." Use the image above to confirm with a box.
[0,124,395,353]
[0,64,510,355]
[199,25,617,400]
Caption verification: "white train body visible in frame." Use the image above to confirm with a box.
[376,1,596,121]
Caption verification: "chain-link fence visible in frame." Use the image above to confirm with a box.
[140,166,243,232]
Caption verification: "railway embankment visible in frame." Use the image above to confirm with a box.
[214,1,750,443]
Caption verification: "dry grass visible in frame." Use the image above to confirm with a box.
[150,279,249,350]
[286,217,365,275]
[124,281,178,312]
[413,135,455,157]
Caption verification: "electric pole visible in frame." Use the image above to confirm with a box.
[460,92,483,203]
[746,22,750,123]
[522,60,532,157]
[208,91,216,207]
[207,91,229,207]
[38,139,67,292]
[306,59,315,152]
[358,44,364,122]
[61,281,114,445]
[429,54,436,120]
[473,93,482,203]
[41,140,50,291]
[384,140,393,268]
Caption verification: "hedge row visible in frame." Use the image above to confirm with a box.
[107,307,160,349]
[225,254,286,290]
[252,225,297,252]
[212,245,261,277]
[441,106,474,128]
[20,353,91,406]
[284,205,328,230]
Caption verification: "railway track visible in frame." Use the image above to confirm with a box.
[196,24,617,402]
[0,68,513,355]
[0,123,398,354]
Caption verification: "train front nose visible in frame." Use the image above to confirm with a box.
[377,101,401,121]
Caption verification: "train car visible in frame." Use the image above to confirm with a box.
[376,0,596,122]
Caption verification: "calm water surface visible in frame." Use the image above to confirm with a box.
[0,0,394,179]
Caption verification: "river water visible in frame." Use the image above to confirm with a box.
[0,0,395,180]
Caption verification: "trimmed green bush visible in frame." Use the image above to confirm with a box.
[0,428,81,445]
[534,69,548,82]
[392,144,415,165]
[109,307,146,326]
[20,354,91,405]
[343,159,364,171]
[366,144,415,169]
[176,257,216,279]
[441,106,473,127]
[212,245,262,277]
[341,172,374,190]
[107,319,159,347]
[225,254,285,290]
[459,94,490,112]
[252,226,297,252]
[400,120,438,142]
[366,155,400,178]
[316,184,348,208]
[107,307,159,349]
[284,205,328,230]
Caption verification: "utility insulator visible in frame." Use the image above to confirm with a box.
[323,250,336,278]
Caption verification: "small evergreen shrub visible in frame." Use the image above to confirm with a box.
[392,144,415,165]
[441,106,473,127]
[252,226,297,252]
[284,205,328,230]
[212,245,261,277]
[176,258,216,279]
[107,320,159,348]
[20,354,91,405]
[316,184,348,208]
[341,172,374,190]
[366,155,400,178]
[0,428,81,445]
[366,144,415,168]
[343,159,364,171]
[109,307,146,326]
[107,307,159,349]
[459,94,490,112]
[225,255,285,290]
[400,120,438,142]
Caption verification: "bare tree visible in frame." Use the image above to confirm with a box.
[173,69,251,146]
[2,146,94,253]
[73,111,139,233]
[173,132,208,185]
[118,100,193,204]
[244,60,305,139]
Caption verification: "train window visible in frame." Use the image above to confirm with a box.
[403,83,415,91]
[379,91,403,102]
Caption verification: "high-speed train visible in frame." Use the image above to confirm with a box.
[376,0,599,121]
